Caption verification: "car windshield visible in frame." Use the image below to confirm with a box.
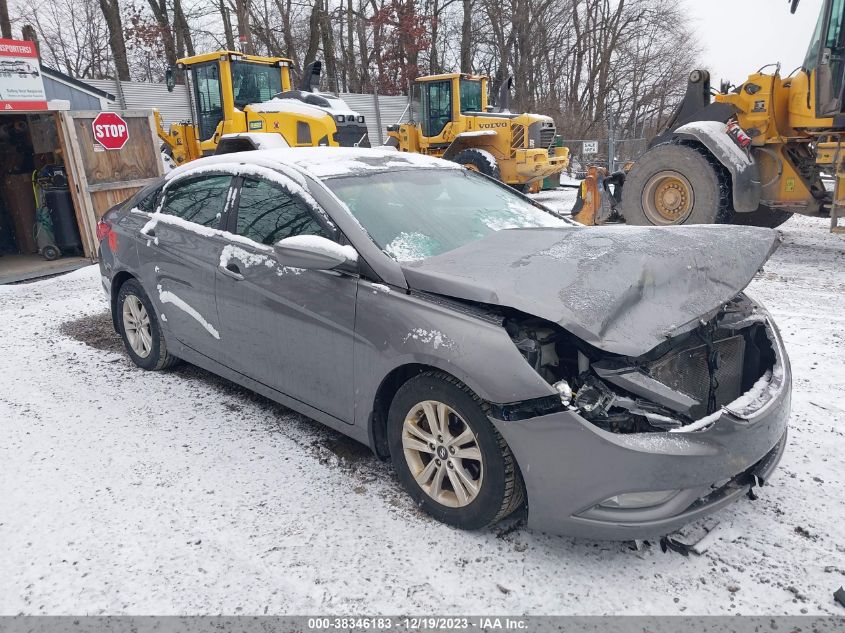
[326,168,570,262]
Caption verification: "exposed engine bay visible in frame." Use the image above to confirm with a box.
[503,294,778,433]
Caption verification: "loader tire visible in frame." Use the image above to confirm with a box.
[453,149,501,180]
[620,143,730,226]
[731,205,793,228]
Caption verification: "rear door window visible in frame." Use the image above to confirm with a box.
[161,175,232,228]
[135,184,163,213]
[234,177,330,245]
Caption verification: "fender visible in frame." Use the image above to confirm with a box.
[674,120,761,213]
[441,130,498,161]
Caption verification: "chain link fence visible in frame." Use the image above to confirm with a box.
[559,138,649,179]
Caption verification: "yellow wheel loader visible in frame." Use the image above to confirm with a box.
[156,51,370,166]
[580,0,845,233]
[386,74,569,189]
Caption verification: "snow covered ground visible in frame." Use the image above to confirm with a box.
[0,208,843,615]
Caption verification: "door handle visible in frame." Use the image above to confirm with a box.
[219,263,244,281]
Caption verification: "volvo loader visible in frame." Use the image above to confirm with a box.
[579,0,845,233]
[157,51,369,165]
[387,74,569,189]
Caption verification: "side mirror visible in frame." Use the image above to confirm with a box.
[165,68,176,92]
[273,235,358,270]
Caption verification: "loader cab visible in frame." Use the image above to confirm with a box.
[411,74,489,139]
[804,0,845,118]
[176,51,293,145]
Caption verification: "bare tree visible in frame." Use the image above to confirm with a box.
[0,0,12,39]
[98,0,131,79]
[233,0,253,53]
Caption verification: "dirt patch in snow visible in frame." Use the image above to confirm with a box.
[58,310,375,474]
[58,310,123,354]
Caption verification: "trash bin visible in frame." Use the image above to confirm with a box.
[542,135,565,190]
[44,186,82,255]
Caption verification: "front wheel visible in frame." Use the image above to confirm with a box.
[620,144,730,225]
[452,148,501,180]
[387,371,525,530]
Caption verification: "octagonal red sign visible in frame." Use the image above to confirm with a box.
[92,112,129,150]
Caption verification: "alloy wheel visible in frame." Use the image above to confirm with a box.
[122,294,153,358]
[401,400,484,508]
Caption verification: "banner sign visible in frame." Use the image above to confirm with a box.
[0,38,47,111]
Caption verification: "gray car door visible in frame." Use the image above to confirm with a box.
[136,173,234,356]
[214,175,358,424]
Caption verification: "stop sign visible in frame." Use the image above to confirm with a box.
[92,112,129,150]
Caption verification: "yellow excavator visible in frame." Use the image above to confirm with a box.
[387,74,569,190]
[576,0,845,233]
[157,51,370,165]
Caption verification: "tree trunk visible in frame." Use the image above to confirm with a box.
[356,0,371,91]
[459,0,472,73]
[173,0,195,57]
[234,0,254,54]
[320,5,337,92]
[98,0,130,80]
[303,0,321,69]
[220,0,235,50]
[429,0,439,74]
[346,0,359,91]
[147,0,177,69]
[0,0,12,40]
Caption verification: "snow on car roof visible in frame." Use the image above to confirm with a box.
[167,147,461,182]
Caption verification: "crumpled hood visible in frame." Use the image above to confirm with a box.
[401,224,780,357]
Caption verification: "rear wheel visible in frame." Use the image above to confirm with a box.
[731,205,793,228]
[453,148,501,180]
[620,144,730,225]
[387,371,524,530]
[117,279,178,371]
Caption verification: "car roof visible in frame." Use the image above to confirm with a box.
[167,147,461,182]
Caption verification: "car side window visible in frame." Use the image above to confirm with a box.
[136,185,163,213]
[161,175,232,228]
[235,177,330,245]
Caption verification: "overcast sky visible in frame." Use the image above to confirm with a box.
[684,0,823,85]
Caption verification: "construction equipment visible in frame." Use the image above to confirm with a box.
[577,0,845,233]
[157,51,370,166]
[386,74,569,189]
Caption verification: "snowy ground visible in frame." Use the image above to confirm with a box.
[1,207,843,615]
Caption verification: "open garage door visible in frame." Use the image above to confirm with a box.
[59,110,164,258]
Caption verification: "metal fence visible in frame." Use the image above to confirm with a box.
[559,138,649,177]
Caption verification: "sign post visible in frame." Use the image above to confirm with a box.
[92,112,130,150]
[0,38,47,111]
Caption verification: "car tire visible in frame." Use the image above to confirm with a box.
[620,143,731,225]
[387,371,525,530]
[453,149,501,180]
[117,278,178,371]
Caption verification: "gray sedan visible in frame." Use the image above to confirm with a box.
[96,148,791,540]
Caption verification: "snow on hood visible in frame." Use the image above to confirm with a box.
[401,224,781,357]
[249,96,358,120]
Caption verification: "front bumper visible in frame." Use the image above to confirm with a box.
[492,318,792,540]
[514,148,569,183]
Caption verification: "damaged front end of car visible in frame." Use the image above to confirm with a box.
[400,224,790,538]
[491,292,790,539]
[504,293,782,435]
